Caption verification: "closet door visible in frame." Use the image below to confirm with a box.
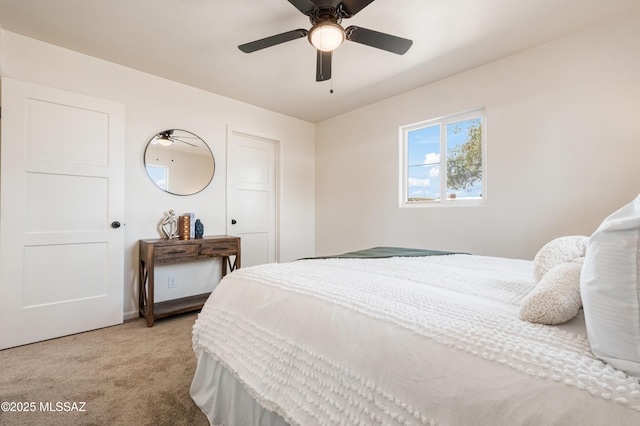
[226,128,278,267]
[0,78,125,349]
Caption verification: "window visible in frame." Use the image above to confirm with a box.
[146,164,169,191]
[400,109,485,206]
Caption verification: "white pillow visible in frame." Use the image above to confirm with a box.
[581,195,640,377]
[520,261,582,325]
[533,236,589,283]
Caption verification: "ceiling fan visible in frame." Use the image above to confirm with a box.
[153,130,198,147]
[238,0,413,82]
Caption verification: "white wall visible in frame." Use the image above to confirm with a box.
[0,30,315,318]
[315,13,640,260]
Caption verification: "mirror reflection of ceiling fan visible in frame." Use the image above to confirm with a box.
[154,130,198,147]
[238,0,413,82]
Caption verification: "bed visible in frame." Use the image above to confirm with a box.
[190,230,640,425]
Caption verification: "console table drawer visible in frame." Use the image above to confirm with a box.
[199,241,238,256]
[154,244,199,260]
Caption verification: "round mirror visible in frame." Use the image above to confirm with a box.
[144,129,215,196]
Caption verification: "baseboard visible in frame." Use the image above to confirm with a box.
[124,310,139,322]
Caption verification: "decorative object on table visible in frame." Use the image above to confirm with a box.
[195,219,204,239]
[185,212,195,238]
[160,210,178,239]
[178,215,191,240]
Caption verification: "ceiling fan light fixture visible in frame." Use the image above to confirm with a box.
[309,21,345,52]
[156,134,173,146]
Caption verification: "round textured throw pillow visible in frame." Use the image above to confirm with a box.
[533,236,589,283]
[520,261,583,325]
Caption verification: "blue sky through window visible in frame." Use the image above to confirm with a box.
[146,165,168,190]
[407,124,440,200]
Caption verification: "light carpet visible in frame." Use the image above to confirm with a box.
[0,312,208,426]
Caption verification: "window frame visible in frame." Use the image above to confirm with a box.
[399,108,486,208]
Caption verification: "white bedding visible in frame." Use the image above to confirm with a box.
[191,254,640,425]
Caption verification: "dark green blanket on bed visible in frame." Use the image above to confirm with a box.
[300,246,466,260]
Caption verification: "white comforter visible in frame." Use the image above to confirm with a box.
[192,254,640,425]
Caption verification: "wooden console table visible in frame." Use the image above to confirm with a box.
[138,235,241,327]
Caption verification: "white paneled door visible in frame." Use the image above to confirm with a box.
[227,128,278,267]
[0,78,125,349]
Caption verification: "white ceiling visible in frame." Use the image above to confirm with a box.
[0,0,638,123]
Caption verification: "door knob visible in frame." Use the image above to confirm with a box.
[231,219,237,225]
[111,221,121,229]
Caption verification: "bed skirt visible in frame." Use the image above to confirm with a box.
[190,349,289,426]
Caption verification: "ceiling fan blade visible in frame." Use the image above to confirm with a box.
[239,29,308,53]
[345,26,412,55]
[171,137,198,147]
[287,0,317,15]
[340,0,376,17]
[316,50,332,82]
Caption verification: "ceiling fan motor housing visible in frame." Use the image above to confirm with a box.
[308,6,343,25]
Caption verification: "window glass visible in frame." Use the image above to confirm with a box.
[446,118,483,200]
[146,165,168,191]
[407,124,440,202]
